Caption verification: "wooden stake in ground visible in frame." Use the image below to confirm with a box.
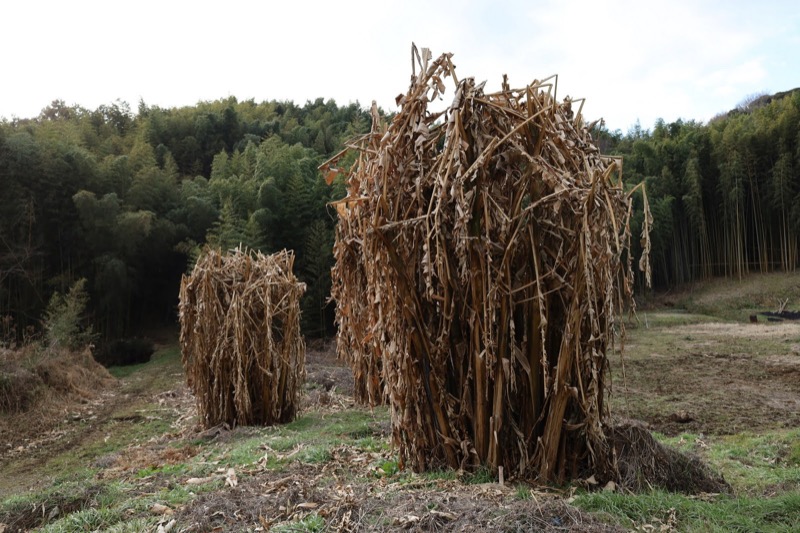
[326,45,650,483]
[179,247,306,428]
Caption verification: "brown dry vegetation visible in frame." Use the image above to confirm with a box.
[329,45,651,484]
[179,248,306,428]
[0,346,116,454]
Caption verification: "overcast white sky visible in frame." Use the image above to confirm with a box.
[2,0,798,132]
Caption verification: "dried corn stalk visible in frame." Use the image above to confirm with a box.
[327,45,650,483]
[179,247,306,428]
[331,209,386,405]
[329,109,389,406]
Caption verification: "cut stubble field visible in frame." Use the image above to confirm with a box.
[614,318,800,437]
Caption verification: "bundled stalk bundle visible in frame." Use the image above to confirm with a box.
[331,204,385,405]
[179,247,306,428]
[327,46,650,483]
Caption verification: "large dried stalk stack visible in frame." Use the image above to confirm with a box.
[179,247,306,428]
[328,46,650,483]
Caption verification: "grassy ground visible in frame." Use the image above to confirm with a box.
[578,273,800,532]
[1,273,799,531]
[640,270,800,322]
[0,344,620,532]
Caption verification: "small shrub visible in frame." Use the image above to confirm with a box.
[300,446,332,464]
[515,485,532,500]
[271,513,325,533]
[43,279,96,351]
[377,459,399,477]
[464,465,495,484]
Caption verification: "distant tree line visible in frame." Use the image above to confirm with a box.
[597,89,800,288]
[0,97,371,342]
[1,90,798,344]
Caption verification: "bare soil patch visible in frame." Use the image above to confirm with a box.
[613,320,800,436]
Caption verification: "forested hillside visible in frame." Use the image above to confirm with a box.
[1,89,799,344]
[0,98,372,342]
[600,89,800,287]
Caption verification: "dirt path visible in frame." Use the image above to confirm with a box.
[0,347,190,498]
[0,340,354,499]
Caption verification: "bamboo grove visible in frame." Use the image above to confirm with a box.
[1,77,798,347]
[599,90,800,287]
[328,47,651,482]
[0,98,372,343]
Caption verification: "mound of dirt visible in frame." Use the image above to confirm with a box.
[2,346,115,415]
[0,346,117,463]
[0,354,43,413]
[609,421,730,494]
[34,348,116,399]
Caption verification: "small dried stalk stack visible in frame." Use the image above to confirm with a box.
[179,247,306,428]
[327,46,650,483]
[329,108,389,406]
[331,207,386,405]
